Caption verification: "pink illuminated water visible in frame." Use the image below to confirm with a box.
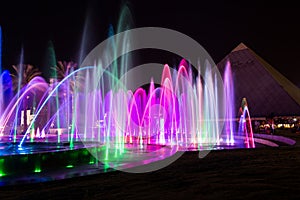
[0,4,255,153]
[0,57,256,152]
[238,98,255,148]
[224,61,235,145]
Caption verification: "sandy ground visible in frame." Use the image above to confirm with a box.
[1,130,300,200]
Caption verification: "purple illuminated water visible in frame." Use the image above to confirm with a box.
[0,56,257,154]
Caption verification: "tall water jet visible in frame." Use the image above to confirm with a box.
[46,41,63,143]
[223,61,235,145]
[77,4,135,165]
[78,16,89,66]
[11,48,24,141]
[0,25,2,74]
[0,26,3,119]
[0,70,13,134]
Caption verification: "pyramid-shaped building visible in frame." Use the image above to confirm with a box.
[217,43,300,117]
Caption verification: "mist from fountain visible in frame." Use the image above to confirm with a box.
[0,4,255,164]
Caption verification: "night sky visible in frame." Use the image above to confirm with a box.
[0,0,299,86]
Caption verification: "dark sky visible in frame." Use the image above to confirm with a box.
[0,0,299,86]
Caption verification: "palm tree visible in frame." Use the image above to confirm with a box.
[52,61,79,92]
[11,64,42,133]
[11,64,42,91]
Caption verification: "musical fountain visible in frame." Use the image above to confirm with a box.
[0,46,254,184]
[0,8,292,184]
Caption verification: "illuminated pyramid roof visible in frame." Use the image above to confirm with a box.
[217,43,300,117]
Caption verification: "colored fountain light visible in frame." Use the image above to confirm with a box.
[224,61,235,145]
[0,12,259,181]
[0,54,253,147]
[238,98,255,148]
[0,53,252,176]
[0,35,256,173]
[0,2,295,185]
[0,25,2,73]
